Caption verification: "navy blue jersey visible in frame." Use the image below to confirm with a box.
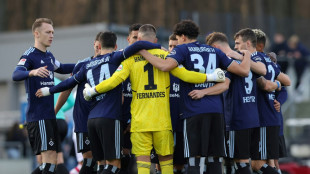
[275,62,288,135]
[224,59,260,131]
[72,57,93,133]
[169,74,182,132]
[276,87,287,136]
[168,41,233,118]
[122,78,132,123]
[74,52,124,121]
[254,52,281,126]
[13,47,74,122]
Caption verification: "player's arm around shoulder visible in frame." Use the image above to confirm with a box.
[227,50,251,77]
[139,49,177,72]
[250,60,266,76]
[276,72,291,86]
[256,77,281,92]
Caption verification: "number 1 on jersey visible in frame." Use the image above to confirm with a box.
[144,63,157,90]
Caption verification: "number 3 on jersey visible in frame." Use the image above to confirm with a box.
[244,71,253,94]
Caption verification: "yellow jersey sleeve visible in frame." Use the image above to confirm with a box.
[95,59,132,93]
[170,66,207,83]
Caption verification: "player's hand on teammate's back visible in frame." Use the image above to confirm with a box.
[29,66,49,78]
[206,68,225,82]
[35,87,50,97]
[274,99,281,112]
[83,83,98,101]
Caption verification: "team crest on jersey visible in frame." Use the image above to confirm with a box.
[116,64,123,72]
[49,71,53,79]
[127,82,131,92]
[17,58,26,65]
[173,83,180,93]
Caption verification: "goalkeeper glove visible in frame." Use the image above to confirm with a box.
[83,83,98,101]
[206,68,225,82]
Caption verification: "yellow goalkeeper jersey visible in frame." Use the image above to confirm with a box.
[95,49,207,132]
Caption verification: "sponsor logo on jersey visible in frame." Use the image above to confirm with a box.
[169,93,180,98]
[116,64,123,72]
[40,81,55,86]
[123,93,133,97]
[17,58,26,65]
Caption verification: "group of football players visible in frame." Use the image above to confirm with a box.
[13,17,291,174]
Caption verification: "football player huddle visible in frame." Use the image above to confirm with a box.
[13,18,290,174]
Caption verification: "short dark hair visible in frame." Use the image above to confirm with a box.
[129,23,143,34]
[173,20,199,39]
[95,32,103,41]
[206,32,228,45]
[139,24,156,33]
[138,24,156,37]
[234,28,257,47]
[169,34,177,41]
[99,31,117,48]
[32,18,53,32]
[252,29,267,46]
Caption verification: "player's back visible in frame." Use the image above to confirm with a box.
[224,59,260,131]
[256,52,281,126]
[168,42,233,119]
[84,53,123,121]
[128,49,171,132]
